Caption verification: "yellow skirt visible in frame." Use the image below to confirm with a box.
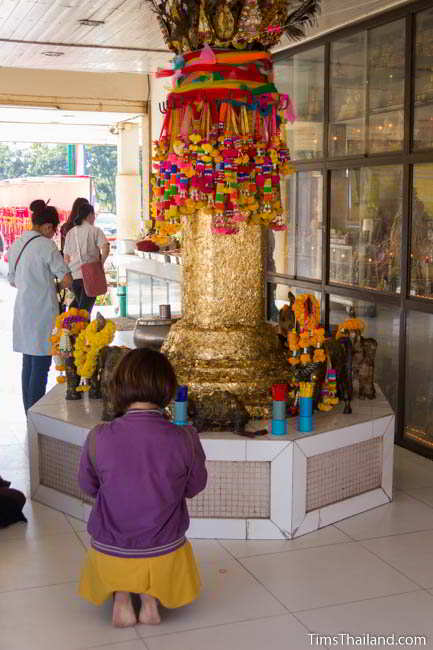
[78,540,201,608]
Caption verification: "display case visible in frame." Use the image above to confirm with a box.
[274,47,324,160]
[414,8,433,150]
[267,171,322,279]
[270,0,433,458]
[329,165,403,292]
[329,20,404,157]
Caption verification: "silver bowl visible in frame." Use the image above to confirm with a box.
[133,317,178,350]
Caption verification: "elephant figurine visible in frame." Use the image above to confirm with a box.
[65,354,82,400]
[188,391,250,433]
[90,345,130,420]
[278,292,296,347]
[325,336,354,414]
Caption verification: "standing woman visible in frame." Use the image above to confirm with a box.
[63,203,110,314]
[60,197,89,254]
[8,205,72,414]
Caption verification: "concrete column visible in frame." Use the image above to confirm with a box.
[116,121,141,254]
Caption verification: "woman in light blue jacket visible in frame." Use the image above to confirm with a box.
[8,203,72,413]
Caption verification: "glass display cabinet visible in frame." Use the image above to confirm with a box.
[270,1,433,458]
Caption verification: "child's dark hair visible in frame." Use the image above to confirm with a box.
[32,205,60,229]
[74,202,94,226]
[109,348,177,414]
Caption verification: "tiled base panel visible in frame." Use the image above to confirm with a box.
[30,417,394,540]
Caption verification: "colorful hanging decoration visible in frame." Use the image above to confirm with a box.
[0,206,68,251]
[151,48,296,236]
[146,1,321,237]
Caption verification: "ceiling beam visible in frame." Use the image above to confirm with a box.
[0,37,170,54]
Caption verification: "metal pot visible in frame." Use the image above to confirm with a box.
[133,317,178,350]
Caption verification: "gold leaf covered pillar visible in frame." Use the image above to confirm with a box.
[162,213,290,416]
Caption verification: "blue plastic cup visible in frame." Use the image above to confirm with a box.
[272,400,286,420]
[299,397,313,417]
[298,415,313,433]
[173,400,188,425]
[271,419,287,436]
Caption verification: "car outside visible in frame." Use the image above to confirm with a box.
[97,213,117,247]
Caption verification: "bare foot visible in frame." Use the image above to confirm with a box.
[139,594,161,625]
[112,591,137,627]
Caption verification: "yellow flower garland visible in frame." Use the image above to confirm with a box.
[73,319,116,379]
[336,318,365,339]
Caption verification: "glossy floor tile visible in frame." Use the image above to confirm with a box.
[144,614,311,650]
[334,491,433,540]
[296,590,433,648]
[220,525,351,558]
[136,558,286,639]
[0,532,85,592]
[0,583,139,650]
[239,541,418,612]
[362,529,433,588]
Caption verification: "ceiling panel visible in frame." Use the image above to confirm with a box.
[275,0,414,52]
[0,0,419,74]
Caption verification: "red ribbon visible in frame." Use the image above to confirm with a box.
[183,63,268,84]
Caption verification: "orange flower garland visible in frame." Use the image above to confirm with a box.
[287,295,327,368]
[293,294,321,332]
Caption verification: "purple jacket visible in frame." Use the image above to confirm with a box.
[78,409,207,558]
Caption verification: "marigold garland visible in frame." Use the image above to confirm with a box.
[50,308,90,383]
[336,318,365,339]
[73,319,116,380]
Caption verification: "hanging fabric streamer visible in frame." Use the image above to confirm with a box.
[151,45,295,239]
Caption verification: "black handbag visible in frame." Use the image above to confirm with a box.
[0,486,27,528]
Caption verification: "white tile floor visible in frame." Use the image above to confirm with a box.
[2,279,433,649]
[2,442,433,650]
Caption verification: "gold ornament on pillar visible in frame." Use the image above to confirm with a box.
[162,212,290,415]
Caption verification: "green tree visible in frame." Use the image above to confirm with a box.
[0,143,68,179]
[84,145,117,212]
[26,143,68,176]
[0,143,117,211]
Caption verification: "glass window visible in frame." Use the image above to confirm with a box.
[267,173,296,276]
[274,47,324,160]
[329,296,399,410]
[330,166,403,292]
[368,20,405,153]
[126,270,141,318]
[414,8,433,150]
[268,171,323,279]
[405,311,433,449]
[329,32,367,157]
[410,164,433,299]
[267,283,321,323]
